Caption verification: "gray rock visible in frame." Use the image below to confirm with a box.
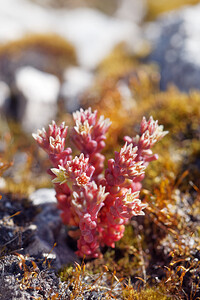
[0,81,10,110]
[28,189,78,269]
[146,4,200,91]
[15,66,60,132]
[29,188,57,206]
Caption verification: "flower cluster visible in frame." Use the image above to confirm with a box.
[33,108,168,258]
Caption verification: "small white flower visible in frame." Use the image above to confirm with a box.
[129,161,146,176]
[51,165,68,184]
[74,120,93,135]
[123,189,140,205]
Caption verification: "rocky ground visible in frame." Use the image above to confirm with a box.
[0,193,123,299]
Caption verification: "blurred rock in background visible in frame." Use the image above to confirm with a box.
[15,67,60,132]
[60,67,94,113]
[146,4,200,91]
[0,82,10,114]
[115,0,147,23]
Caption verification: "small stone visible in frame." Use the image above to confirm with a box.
[29,188,57,206]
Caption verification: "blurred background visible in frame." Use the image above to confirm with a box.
[0,0,200,132]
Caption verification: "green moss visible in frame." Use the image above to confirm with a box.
[59,264,74,282]
[123,285,171,300]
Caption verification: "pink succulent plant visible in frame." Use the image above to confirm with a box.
[33,108,168,258]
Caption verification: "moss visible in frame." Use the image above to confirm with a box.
[97,44,137,79]
[81,49,160,152]
[122,285,170,300]
[31,0,118,15]
[59,264,74,282]
[83,53,200,187]
[0,33,76,61]
[0,33,77,78]
[140,88,200,138]
[59,261,124,299]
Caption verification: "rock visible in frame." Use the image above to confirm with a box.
[29,188,57,206]
[0,0,143,69]
[0,0,52,43]
[28,189,78,268]
[15,66,60,132]
[0,195,38,252]
[60,67,94,112]
[57,8,142,69]
[0,81,10,110]
[0,177,6,189]
[146,4,200,91]
[0,217,35,252]
[115,0,147,24]
[0,191,77,272]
